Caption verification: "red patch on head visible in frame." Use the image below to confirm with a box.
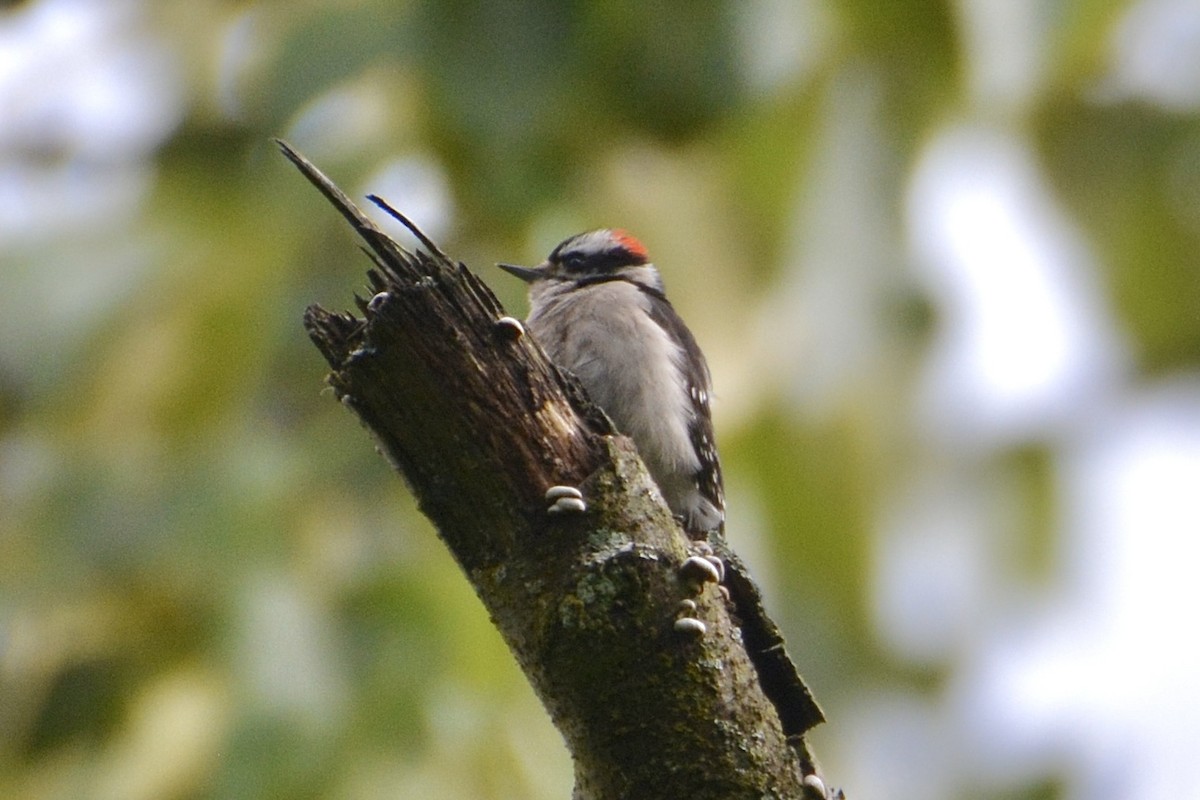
[612,229,649,262]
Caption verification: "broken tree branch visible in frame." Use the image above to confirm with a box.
[281,140,837,800]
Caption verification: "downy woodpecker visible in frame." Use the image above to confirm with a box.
[499,229,724,535]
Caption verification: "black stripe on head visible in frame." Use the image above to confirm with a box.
[549,229,650,275]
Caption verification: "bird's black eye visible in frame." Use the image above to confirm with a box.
[562,253,585,271]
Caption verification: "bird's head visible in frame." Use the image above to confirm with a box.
[498,229,653,284]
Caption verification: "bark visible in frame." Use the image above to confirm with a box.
[281,141,839,800]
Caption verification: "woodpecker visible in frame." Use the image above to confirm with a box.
[499,229,724,536]
[499,230,830,755]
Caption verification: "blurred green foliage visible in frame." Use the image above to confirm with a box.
[1,0,1198,798]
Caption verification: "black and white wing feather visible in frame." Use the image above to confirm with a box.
[639,284,725,534]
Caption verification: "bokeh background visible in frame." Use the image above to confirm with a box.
[3,0,1199,798]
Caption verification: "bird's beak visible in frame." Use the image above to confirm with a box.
[496,262,548,283]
